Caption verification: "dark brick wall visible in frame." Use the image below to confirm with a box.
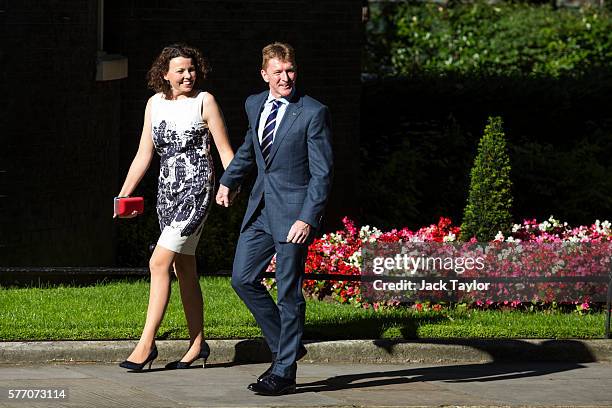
[3,0,362,266]
[3,0,121,266]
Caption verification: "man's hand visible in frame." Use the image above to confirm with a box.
[216,184,236,207]
[286,220,311,244]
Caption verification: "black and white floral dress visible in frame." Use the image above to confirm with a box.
[151,91,214,255]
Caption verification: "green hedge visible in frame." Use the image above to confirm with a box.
[461,117,513,241]
[366,2,612,77]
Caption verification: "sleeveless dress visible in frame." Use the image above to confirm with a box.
[150,91,214,255]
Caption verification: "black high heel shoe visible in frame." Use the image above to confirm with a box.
[119,346,158,371]
[165,341,210,369]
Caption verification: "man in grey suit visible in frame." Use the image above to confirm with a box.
[216,42,333,395]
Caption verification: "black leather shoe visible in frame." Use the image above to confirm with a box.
[165,341,210,369]
[248,374,296,396]
[257,344,307,382]
[119,346,158,371]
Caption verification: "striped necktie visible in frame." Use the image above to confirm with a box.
[261,100,281,164]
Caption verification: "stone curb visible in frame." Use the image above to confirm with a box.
[0,339,610,365]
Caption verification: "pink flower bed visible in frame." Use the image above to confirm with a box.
[265,216,611,310]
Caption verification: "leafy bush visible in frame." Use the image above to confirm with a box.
[366,2,612,78]
[461,117,513,241]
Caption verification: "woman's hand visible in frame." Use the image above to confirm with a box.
[113,210,139,219]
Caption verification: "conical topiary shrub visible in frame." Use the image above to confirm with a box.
[460,116,513,241]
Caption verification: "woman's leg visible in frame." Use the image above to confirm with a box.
[173,253,205,361]
[126,245,176,363]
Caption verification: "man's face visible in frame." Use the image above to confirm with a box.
[261,57,297,99]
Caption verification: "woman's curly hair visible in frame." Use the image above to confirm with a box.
[147,43,211,99]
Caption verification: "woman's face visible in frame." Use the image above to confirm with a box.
[164,56,196,96]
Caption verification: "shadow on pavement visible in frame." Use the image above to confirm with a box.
[297,339,596,393]
[372,338,598,363]
[295,361,586,394]
[233,338,596,393]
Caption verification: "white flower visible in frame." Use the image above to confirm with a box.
[594,219,611,234]
[359,225,381,241]
[443,232,456,242]
[347,250,362,269]
[512,223,521,232]
[494,231,505,241]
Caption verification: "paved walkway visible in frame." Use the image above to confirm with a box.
[0,361,611,407]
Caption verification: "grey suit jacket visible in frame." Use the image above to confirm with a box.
[220,90,333,241]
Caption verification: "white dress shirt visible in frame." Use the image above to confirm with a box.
[257,91,293,144]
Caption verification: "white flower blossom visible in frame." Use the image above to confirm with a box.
[347,249,362,269]
[593,219,611,234]
[359,225,381,241]
[443,232,456,242]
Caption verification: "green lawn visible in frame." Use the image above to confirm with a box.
[0,277,606,340]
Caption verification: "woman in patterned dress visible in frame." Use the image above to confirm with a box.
[115,44,235,370]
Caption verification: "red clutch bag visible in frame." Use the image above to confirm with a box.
[114,196,144,217]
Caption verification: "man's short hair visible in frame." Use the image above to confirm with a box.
[262,42,296,70]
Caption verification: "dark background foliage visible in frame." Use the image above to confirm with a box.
[359,2,612,231]
[360,72,612,230]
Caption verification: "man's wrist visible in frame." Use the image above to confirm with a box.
[297,219,311,228]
